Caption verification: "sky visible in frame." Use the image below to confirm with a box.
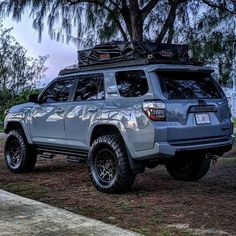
[2,14,78,86]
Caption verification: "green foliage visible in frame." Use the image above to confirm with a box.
[0,89,41,125]
[185,7,236,86]
[0,24,48,96]
[159,227,173,236]
[0,23,47,125]
[233,118,236,128]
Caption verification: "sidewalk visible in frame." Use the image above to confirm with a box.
[0,132,5,139]
[0,190,142,236]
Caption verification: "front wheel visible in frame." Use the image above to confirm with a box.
[4,129,37,173]
[88,135,136,193]
[166,156,211,181]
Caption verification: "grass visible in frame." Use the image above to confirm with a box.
[233,118,236,128]
[0,126,3,132]
[0,134,236,236]
[159,228,173,236]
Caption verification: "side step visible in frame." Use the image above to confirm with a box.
[67,156,87,163]
[39,153,55,159]
[37,145,89,161]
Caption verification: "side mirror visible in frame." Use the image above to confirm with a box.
[28,94,39,103]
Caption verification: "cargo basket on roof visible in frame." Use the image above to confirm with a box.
[59,42,204,76]
[78,41,190,66]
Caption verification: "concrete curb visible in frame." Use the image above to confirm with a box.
[0,190,142,236]
[0,132,6,139]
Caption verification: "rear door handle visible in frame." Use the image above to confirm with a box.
[88,107,98,113]
[55,108,64,114]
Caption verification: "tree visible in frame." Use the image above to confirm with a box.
[0,24,47,124]
[187,8,236,87]
[0,0,235,45]
[0,0,235,86]
[0,24,48,97]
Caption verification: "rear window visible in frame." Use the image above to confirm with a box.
[158,72,223,99]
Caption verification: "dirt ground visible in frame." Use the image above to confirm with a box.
[0,138,235,236]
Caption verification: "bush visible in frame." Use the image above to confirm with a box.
[0,89,41,125]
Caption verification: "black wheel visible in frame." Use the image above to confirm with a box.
[4,129,37,173]
[166,156,211,181]
[88,135,136,193]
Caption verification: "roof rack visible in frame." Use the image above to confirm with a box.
[59,57,204,76]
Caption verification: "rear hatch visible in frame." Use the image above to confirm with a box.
[156,71,232,145]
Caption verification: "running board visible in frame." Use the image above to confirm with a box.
[39,153,55,159]
[67,156,87,163]
[37,145,89,159]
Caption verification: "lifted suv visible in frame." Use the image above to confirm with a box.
[4,43,234,193]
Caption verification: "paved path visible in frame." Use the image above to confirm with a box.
[0,132,5,139]
[0,190,142,236]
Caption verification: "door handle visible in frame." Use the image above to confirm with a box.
[55,108,64,114]
[88,107,98,113]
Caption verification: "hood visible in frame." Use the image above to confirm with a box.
[9,102,35,114]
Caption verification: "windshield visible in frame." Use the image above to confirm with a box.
[157,71,223,99]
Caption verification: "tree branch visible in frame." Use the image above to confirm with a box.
[201,0,236,15]
[120,1,132,38]
[141,0,160,20]
[156,2,178,42]
[108,0,122,11]
[67,0,128,40]
[101,4,128,40]
[155,0,188,42]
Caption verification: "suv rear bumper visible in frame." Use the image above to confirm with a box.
[132,135,234,160]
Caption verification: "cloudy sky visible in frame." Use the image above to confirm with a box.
[2,14,78,86]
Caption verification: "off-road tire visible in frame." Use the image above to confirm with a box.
[166,156,211,181]
[4,129,37,173]
[88,135,136,193]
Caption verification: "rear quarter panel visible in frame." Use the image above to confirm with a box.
[100,70,155,152]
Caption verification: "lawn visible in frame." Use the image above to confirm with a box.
[233,118,236,128]
[0,138,236,236]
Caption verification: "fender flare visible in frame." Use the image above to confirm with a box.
[88,120,137,158]
[5,120,33,144]
[88,120,145,173]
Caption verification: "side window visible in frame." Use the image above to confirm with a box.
[41,79,74,103]
[74,74,105,101]
[115,70,149,97]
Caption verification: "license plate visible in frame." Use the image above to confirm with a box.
[195,113,211,125]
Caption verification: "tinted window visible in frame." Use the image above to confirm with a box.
[116,70,148,97]
[74,74,104,101]
[41,79,74,103]
[158,72,223,99]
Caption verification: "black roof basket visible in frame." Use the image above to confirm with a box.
[78,41,190,66]
[59,41,204,76]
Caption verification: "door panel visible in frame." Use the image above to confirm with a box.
[65,73,105,150]
[30,79,75,146]
[30,103,67,146]
[65,101,104,149]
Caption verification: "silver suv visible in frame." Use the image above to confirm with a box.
[4,61,234,193]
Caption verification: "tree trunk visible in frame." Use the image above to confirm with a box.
[128,0,143,41]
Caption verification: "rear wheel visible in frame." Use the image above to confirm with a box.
[88,135,136,193]
[166,156,211,181]
[4,129,37,173]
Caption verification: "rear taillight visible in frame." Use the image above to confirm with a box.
[143,100,166,121]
